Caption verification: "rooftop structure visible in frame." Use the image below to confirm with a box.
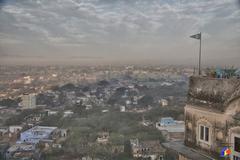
[20,126,57,144]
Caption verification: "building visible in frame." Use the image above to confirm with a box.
[5,143,36,160]
[9,126,23,134]
[160,99,168,107]
[159,117,176,126]
[163,76,240,160]
[20,93,36,109]
[120,106,126,112]
[156,117,184,141]
[0,127,8,137]
[20,126,57,144]
[130,139,165,160]
[0,142,9,160]
[63,110,74,117]
[96,132,109,144]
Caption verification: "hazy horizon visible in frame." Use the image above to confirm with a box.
[0,0,240,66]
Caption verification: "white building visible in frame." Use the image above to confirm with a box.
[9,126,23,133]
[120,106,126,112]
[63,110,74,117]
[160,99,168,107]
[20,93,36,109]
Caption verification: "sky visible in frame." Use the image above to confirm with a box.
[0,0,239,66]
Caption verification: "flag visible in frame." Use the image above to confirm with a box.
[190,33,201,40]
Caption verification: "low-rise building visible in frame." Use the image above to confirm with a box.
[130,139,165,160]
[120,106,126,112]
[63,110,73,117]
[9,126,23,134]
[97,132,109,144]
[156,117,184,141]
[20,126,58,144]
[0,142,9,160]
[0,127,8,137]
[6,143,37,160]
[160,99,168,107]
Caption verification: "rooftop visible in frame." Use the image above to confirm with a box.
[160,117,176,126]
[7,144,35,152]
[24,126,57,133]
[162,141,214,160]
[187,76,240,112]
[20,126,57,144]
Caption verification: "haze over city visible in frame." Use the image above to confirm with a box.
[0,0,240,66]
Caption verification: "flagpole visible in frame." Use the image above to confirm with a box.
[198,32,202,76]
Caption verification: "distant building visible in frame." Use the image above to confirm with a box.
[0,127,8,138]
[156,117,184,141]
[0,143,9,160]
[20,93,36,109]
[159,117,176,126]
[63,110,73,117]
[163,76,240,160]
[86,104,93,110]
[20,126,57,144]
[130,139,165,160]
[142,120,153,127]
[6,143,36,160]
[97,132,109,144]
[102,109,109,113]
[160,99,168,107]
[9,126,23,134]
[120,106,126,112]
[46,110,58,116]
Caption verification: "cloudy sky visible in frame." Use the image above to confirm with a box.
[0,0,239,66]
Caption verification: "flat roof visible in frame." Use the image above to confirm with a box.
[21,126,57,138]
[162,141,215,160]
[8,144,35,152]
[23,126,57,133]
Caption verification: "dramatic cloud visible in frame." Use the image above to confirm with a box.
[0,0,239,65]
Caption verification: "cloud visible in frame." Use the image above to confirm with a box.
[0,0,239,66]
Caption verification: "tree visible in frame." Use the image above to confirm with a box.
[0,98,21,108]
[138,95,154,106]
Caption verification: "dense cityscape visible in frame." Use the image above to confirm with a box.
[0,64,239,160]
[0,65,190,159]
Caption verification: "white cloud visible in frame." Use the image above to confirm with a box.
[0,0,239,64]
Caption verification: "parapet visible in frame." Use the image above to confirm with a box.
[187,76,240,112]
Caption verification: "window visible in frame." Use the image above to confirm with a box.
[234,137,240,152]
[233,155,240,160]
[199,125,210,142]
[200,126,204,140]
[205,127,209,141]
